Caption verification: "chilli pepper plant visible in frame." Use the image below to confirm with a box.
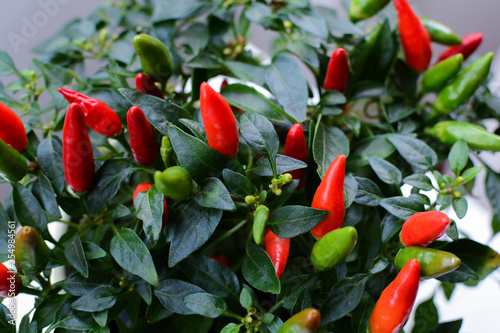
[1,0,500,332]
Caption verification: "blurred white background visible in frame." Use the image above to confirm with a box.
[1,0,500,332]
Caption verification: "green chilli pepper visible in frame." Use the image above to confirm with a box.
[421,54,463,92]
[253,205,269,245]
[427,121,500,151]
[349,0,390,22]
[311,226,358,271]
[0,138,27,182]
[420,17,462,45]
[133,34,174,83]
[154,166,193,200]
[15,226,50,276]
[160,136,172,168]
[395,246,461,278]
[278,308,321,333]
[432,52,494,117]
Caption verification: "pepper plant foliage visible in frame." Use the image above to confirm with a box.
[1,0,500,332]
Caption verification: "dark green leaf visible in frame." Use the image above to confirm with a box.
[436,262,478,283]
[250,155,307,177]
[486,169,500,218]
[0,304,15,333]
[240,288,252,309]
[275,275,318,312]
[412,297,439,333]
[492,214,500,236]
[242,244,280,294]
[222,169,253,198]
[48,299,98,331]
[239,112,279,164]
[32,174,61,219]
[154,279,205,315]
[34,60,84,95]
[57,272,113,296]
[186,54,221,69]
[428,320,462,333]
[92,310,108,328]
[452,197,468,219]
[403,174,434,191]
[287,39,319,69]
[267,180,299,210]
[349,135,396,170]
[33,294,66,329]
[268,205,327,238]
[221,323,243,333]
[153,0,212,21]
[321,90,347,106]
[387,135,437,170]
[368,156,402,185]
[71,286,117,312]
[288,8,328,40]
[313,123,349,178]
[380,196,425,220]
[387,104,416,123]
[224,61,267,87]
[344,173,358,209]
[179,118,206,140]
[11,183,50,239]
[110,228,159,286]
[0,50,16,76]
[262,316,284,333]
[135,186,164,244]
[37,135,65,195]
[183,293,228,318]
[65,234,88,278]
[448,139,468,175]
[82,242,107,260]
[381,213,404,243]
[105,203,131,220]
[180,22,209,53]
[354,177,384,206]
[320,11,364,36]
[194,178,236,211]
[351,293,374,333]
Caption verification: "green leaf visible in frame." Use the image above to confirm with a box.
[167,201,222,267]
[436,262,478,283]
[119,89,193,134]
[265,54,307,122]
[485,169,500,218]
[492,214,500,236]
[403,174,434,191]
[221,323,243,333]
[287,39,319,69]
[183,293,228,318]
[267,180,299,210]
[354,177,384,206]
[221,83,284,122]
[344,173,358,209]
[71,286,117,312]
[452,197,468,219]
[242,244,280,294]
[32,174,61,219]
[153,0,212,21]
[65,234,89,278]
[47,299,98,331]
[37,135,65,195]
[387,104,416,123]
[274,275,318,313]
[320,274,368,325]
[0,50,17,76]
[224,61,267,87]
[135,186,164,245]
[320,10,364,36]
[351,293,374,333]
[110,228,159,286]
[82,242,107,260]
[57,272,113,296]
[368,156,402,185]
[32,294,66,329]
[194,178,236,211]
[240,288,253,309]
[461,166,483,184]
[268,206,328,238]
[428,320,462,333]
[250,155,307,177]
[387,134,437,170]
[412,297,439,333]
[186,54,221,69]
[12,183,50,240]
[448,139,468,175]
[0,304,15,333]
[262,316,284,333]
[154,279,205,315]
[313,123,349,178]
[381,214,404,243]
[321,90,347,106]
[287,8,328,40]
[180,255,240,298]
[179,118,206,140]
[348,135,396,169]
[34,60,84,95]
[222,169,253,198]
[181,22,209,53]
[239,112,280,167]
[92,311,108,328]
[380,196,425,220]
[105,204,131,220]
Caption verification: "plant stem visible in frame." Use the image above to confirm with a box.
[202,219,248,255]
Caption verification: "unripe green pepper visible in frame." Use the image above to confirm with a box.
[311,226,358,271]
[395,246,461,278]
[420,17,462,45]
[349,0,390,23]
[15,226,50,276]
[421,54,463,92]
[0,138,27,182]
[253,205,269,245]
[154,166,193,200]
[133,34,174,83]
[278,308,321,333]
[427,121,500,151]
[432,52,494,117]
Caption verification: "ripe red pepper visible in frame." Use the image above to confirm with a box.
[63,103,95,193]
[136,73,165,99]
[323,48,349,93]
[133,183,168,229]
[310,154,346,239]
[58,88,122,137]
[394,0,432,72]
[400,211,450,246]
[210,255,232,268]
[0,262,20,298]
[369,259,420,333]
[200,82,239,158]
[437,33,483,63]
[0,101,27,152]
[283,124,307,190]
[127,106,157,166]
[264,229,290,279]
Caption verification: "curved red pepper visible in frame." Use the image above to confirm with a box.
[0,262,20,298]
[136,73,164,99]
[394,0,432,71]
[369,259,420,333]
[264,229,290,279]
[63,103,95,193]
[200,82,239,158]
[437,33,483,63]
[127,106,157,166]
[133,183,168,229]
[283,124,307,190]
[310,154,346,239]
[324,48,349,93]
[58,88,122,137]
[400,211,450,246]
[0,101,27,152]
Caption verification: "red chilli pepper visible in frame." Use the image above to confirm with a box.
[400,211,450,247]
[324,48,349,93]
[200,82,239,158]
[136,73,165,99]
[310,154,346,239]
[63,103,95,193]
[0,262,20,298]
[0,101,27,152]
[58,88,122,137]
[283,124,307,190]
[264,229,290,279]
[127,106,157,166]
[437,33,483,63]
[394,0,432,72]
[133,183,168,229]
[368,259,421,333]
